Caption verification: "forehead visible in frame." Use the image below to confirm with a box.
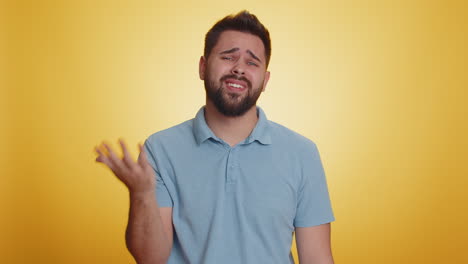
[213,30,265,58]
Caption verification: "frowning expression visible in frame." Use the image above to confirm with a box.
[200,30,270,116]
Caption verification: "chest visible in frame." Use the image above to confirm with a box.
[166,145,300,229]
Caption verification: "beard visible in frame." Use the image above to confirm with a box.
[204,74,263,117]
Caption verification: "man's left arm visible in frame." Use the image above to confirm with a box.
[295,223,334,264]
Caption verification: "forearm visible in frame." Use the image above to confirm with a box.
[299,257,335,264]
[300,255,334,264]
[126,191,171,264]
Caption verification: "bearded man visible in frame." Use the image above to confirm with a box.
[95,10,335,264]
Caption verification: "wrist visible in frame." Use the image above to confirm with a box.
[129,190,156,201]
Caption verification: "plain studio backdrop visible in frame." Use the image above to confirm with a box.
[2,0,467,263]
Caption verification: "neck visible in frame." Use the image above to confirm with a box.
[204,100,259,147]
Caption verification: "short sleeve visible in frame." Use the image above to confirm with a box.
[143,139,174,207]
[294,142,335,227]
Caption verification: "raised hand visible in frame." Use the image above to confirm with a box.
[94,139,156,194]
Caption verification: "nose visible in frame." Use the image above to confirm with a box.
[231,63,245,75]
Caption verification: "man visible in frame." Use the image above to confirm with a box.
[95,10,335,264]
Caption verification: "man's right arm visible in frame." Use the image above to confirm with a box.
[126,192,173,264]
[95,139,173,264]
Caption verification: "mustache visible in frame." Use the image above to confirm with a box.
[220,74,252,88]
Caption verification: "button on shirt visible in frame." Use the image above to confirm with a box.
[143,105,335,264]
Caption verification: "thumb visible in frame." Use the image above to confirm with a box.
[137,143,149,167]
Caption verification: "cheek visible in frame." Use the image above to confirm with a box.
[208,65,227,80]
[250,73,265,87]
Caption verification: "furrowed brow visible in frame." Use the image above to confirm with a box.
[219,47,239,55]
[247,50,261,63]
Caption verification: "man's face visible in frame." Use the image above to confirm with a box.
[199,30,270,117]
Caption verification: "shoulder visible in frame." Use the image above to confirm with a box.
[268,120,319,154]
[145,119,195,147]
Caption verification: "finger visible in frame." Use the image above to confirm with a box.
[137,143,149,167]
[119,138,136,169]
[94,145,108,163]
[94,145,115,171]
[103,142,126,172]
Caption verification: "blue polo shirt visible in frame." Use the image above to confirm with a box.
[143,105,335,264]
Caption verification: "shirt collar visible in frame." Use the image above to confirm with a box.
[193,105,272,146]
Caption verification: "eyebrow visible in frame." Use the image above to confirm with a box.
[220,47,239,55]
[219,48,262,63]
[247,50,261,63]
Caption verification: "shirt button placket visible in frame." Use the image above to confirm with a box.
[226,147,237,186]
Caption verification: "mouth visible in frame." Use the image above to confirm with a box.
[224,78,247,92]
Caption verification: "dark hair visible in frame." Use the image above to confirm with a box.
[204,10,272,68]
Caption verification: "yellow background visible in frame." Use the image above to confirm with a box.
[3,0,467,263]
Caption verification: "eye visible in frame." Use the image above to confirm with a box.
[248,61,258,67]
[221,56,233,60]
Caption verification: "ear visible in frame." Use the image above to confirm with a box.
[262,71,270,92]
[199,56,206,80]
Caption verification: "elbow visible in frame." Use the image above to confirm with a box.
[134,257,169,264]
[126,241,170,264]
